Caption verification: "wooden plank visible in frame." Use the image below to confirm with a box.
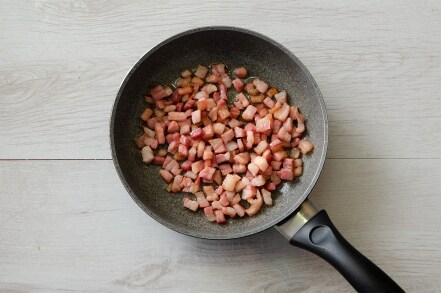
[0,159,440,292]
[0,1,440,159]
[1,2,440,293]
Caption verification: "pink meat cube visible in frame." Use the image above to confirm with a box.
[167,120,179,133]
[233,204,246,217]
[150,85,168,100]
[215,152,231,164]
[191,160,204,174]
[298,139,314,154]
[199,167,216,180]
[232,164,246,174]
[252,79,269,93]
[241,185,257,200]
[274,90,287,104]
[232,78,244,92]
[194,65,209,78]
[202,124,214,139]
[204,206,216,221]
[222,174,241,192]
[263,97,275,108]
[191,110,201,124]
[209,138,226,154]
[279,168,294,180]
[234,152,250,165]
[242,105,257,121]
[190,128,205,139]
[273,103,290,121]
[254,140,269,155]
[160,169,174,183]
[168,112,188,121]
[221,129,235,144]
[213,123,225,135]
[219,193,230,207]
[256,115,272,133]
[234,67,248,78]
[250,175,266,187]
[183,198,199,211]
[214,210,226,224]
[218,163,233,176]
[253,156,269,171]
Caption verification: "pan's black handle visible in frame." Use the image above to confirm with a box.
[290,210,404,293]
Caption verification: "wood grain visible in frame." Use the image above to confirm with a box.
[0,1,440,159]
[1,1,441,292]
[0,159,440,292]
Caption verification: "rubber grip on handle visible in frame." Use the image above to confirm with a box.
[290,210,404,293]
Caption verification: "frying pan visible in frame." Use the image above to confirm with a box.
[110,27,404,292]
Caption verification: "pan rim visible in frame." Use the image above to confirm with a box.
[110,26,329,239]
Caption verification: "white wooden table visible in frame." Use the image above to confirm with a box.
[1,1,440,292]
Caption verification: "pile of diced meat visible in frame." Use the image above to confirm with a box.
[135,63,314,224]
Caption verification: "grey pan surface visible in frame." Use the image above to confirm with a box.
[110,27,328,239]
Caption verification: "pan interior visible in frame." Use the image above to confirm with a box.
[111,27,327,239]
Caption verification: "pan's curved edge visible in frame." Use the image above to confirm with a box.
[109,26,329,240]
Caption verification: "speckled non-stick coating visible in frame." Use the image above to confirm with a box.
[110,27,328,239]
